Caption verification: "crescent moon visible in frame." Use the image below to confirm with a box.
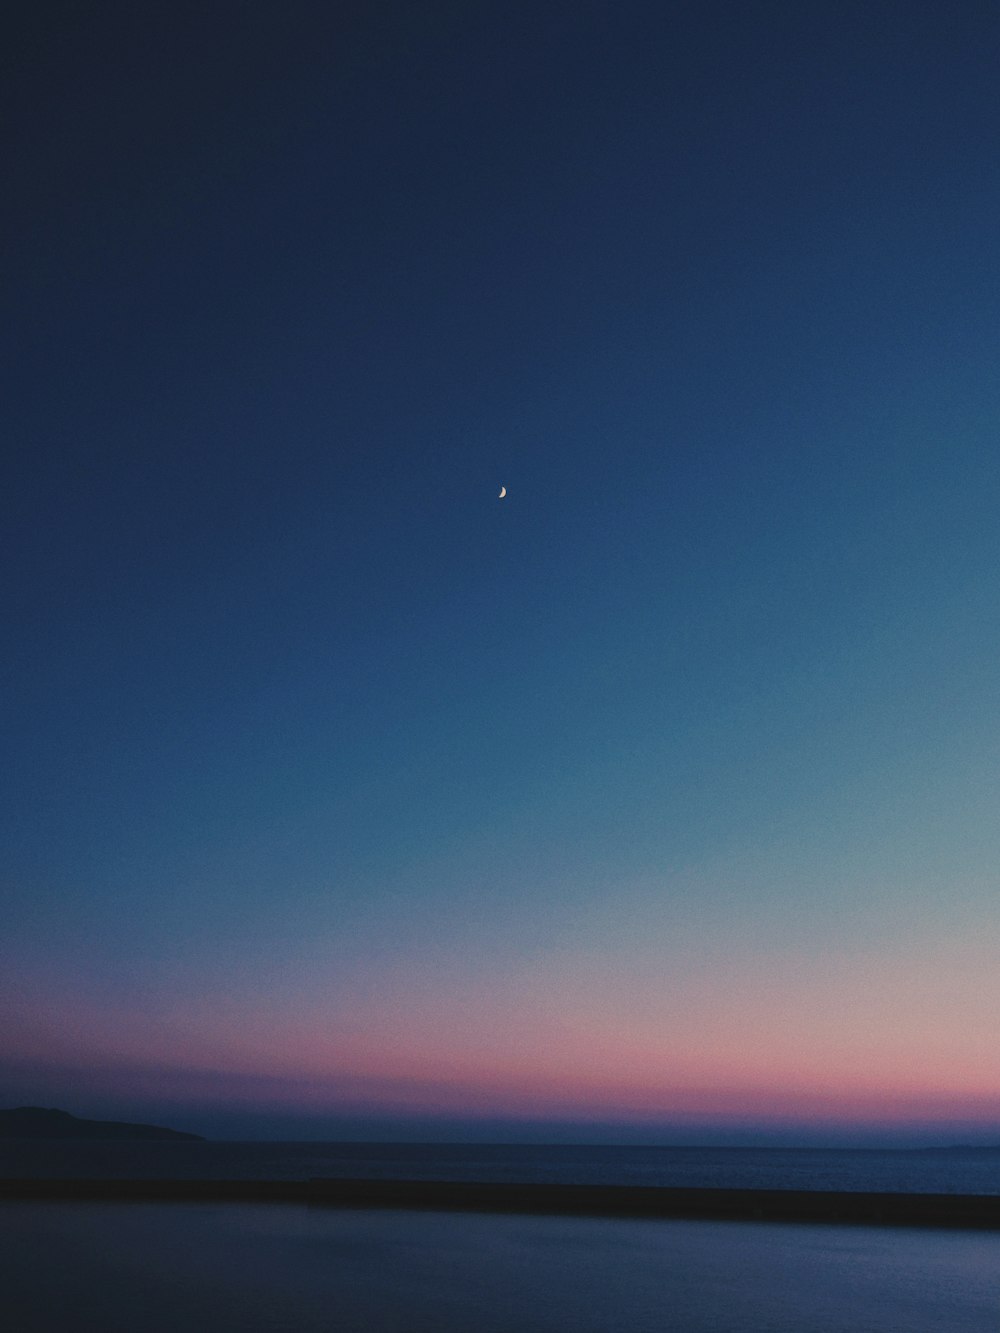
[498,486,506,498]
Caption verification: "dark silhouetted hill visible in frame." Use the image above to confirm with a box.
[0,1107,205,1141]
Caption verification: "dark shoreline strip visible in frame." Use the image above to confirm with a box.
[3,1178,1000,1229]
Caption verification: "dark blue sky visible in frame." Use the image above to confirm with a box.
[4,2,1000,1141]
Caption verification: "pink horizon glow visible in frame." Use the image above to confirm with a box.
[7,910,1000,1132]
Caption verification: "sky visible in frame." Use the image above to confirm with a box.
[4,1,1000,1144]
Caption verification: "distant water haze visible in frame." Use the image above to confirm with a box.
[5,1140,1000,1195]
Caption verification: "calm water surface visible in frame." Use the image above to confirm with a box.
[3,1201,1000,1332]
[3,1141,1000,1193]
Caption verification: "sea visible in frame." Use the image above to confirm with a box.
[3,1143,1000,1331]
[4,1139,1000,1192]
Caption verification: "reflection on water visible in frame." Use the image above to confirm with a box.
[3,1202,1000,1332]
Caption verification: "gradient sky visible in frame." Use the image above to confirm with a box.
[4,1,1000,1144]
